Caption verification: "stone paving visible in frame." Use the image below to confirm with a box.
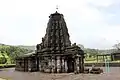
[0,67,120,80]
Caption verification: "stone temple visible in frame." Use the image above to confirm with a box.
[15,11,85,73]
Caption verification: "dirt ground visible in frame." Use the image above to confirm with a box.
[0,78,6,80]
[0,67,120,80]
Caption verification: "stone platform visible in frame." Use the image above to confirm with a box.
[0,68,120,80]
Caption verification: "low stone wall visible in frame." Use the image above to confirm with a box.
[85,62,120,67]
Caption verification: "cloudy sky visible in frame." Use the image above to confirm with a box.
[0,0,120,49]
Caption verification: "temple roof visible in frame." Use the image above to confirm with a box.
[16,52,36,59]
[24,52,36,56]
[51,11,61,15]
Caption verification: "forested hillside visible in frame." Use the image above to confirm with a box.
[0,44,33,64]
[17,45,36,50]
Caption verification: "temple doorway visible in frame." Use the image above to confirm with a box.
[67,57,74,73]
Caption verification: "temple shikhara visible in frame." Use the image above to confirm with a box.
[15,11,85,73]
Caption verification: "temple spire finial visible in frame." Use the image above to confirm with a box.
[56,5,58,12]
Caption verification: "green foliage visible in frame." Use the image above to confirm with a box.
[0,44,33,64]
[77,44,116,62]
[84,48,117,62]
[84,48,100,58]
[17,45,35,51]
[0,64,15,68]
[0,57,7,64]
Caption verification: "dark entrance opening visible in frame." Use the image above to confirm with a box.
[67,57,74,73]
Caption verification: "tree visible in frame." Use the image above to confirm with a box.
[84,48,99,58]
[113,43,120,50]
[0,45,32,64]
[0,57,7,64]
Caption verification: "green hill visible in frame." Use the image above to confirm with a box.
[16,45,36,51]
[0,44,33,64]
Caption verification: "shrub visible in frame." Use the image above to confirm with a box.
[0,57,7,64]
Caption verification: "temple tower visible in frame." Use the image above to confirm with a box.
[37,11,85,73]
[37,11,71,53]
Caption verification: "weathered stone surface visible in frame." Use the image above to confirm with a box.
[90,67,103,74]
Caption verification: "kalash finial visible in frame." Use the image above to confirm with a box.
[56,5,58,13]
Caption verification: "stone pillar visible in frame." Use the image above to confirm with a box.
[57,56,61,73]
[55,56,57,73]
[81,55,84,73]
[37,57,39,71]
[39,59,41,72]
[74,57,80,74]
[28,58,32,72]
[64,59,68,73]
[111,54,114,61]
[79,57,81,73]
[76,57,80,73]
[51,57,55,73]
[61,57,65,72]
[48,57,52,73]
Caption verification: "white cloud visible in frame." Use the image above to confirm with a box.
[0,0,16,16]
[87,0,114,7]
[0,0,119,49]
